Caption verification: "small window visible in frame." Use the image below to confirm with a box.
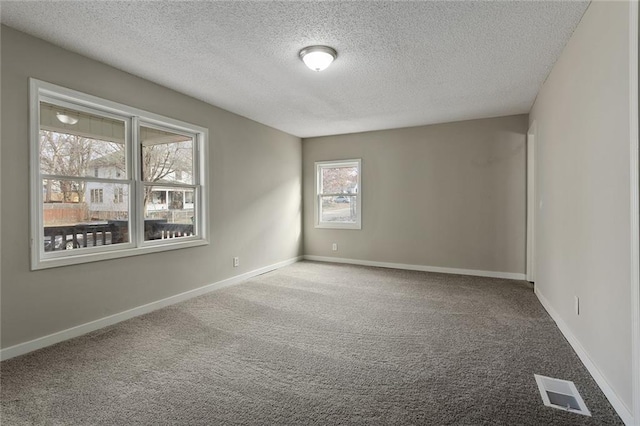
[113,187,124,204]
[31,79,209,270]
[315,159,361,229]
[90,188,104,203]
[185,190,194,204]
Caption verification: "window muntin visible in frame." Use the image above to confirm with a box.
[315,159,361,229]
[31,79,208,269]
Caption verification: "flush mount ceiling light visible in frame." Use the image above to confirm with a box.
[299,45,337,72]
[56,112,79,125]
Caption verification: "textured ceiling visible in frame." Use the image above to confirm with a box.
[1,1,589,138]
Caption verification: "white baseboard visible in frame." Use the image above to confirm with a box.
[0,256,303,362]
[303,255,526,281]
[535,287,633,425]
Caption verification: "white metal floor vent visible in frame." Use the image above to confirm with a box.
[534,374,591,416]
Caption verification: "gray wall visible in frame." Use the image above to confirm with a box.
[303,115,527,275]
[0,26,303,348]
[529,1,633,411]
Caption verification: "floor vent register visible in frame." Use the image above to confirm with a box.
[534,374,591,416]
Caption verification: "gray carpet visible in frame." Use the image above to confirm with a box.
[1,261,623,425]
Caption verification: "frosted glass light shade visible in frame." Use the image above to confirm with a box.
[299,46,337,72]
[56,112,79,125]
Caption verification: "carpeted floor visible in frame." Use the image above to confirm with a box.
[0,261,623,425]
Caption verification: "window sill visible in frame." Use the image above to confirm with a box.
[32,238,209,270]
[315,223,362,230]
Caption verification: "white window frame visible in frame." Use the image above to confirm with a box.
[30,79,209,270]
[314,159,362,230]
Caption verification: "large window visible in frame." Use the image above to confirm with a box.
[315,159,361,229]
[30,79,208,269]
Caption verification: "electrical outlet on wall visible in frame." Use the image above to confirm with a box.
[574,296,580,315]
[332,243,338,251]
[233,257,239,267]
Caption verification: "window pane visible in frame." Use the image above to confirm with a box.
[143,185,196,241]
[320,195,357,223]
[42,179,130,252]
[39,102,126,179]
[321,165,358,194]
[141,126,193,184]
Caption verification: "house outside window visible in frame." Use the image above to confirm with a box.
[31,79,209,270]
[315,159,361,229]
